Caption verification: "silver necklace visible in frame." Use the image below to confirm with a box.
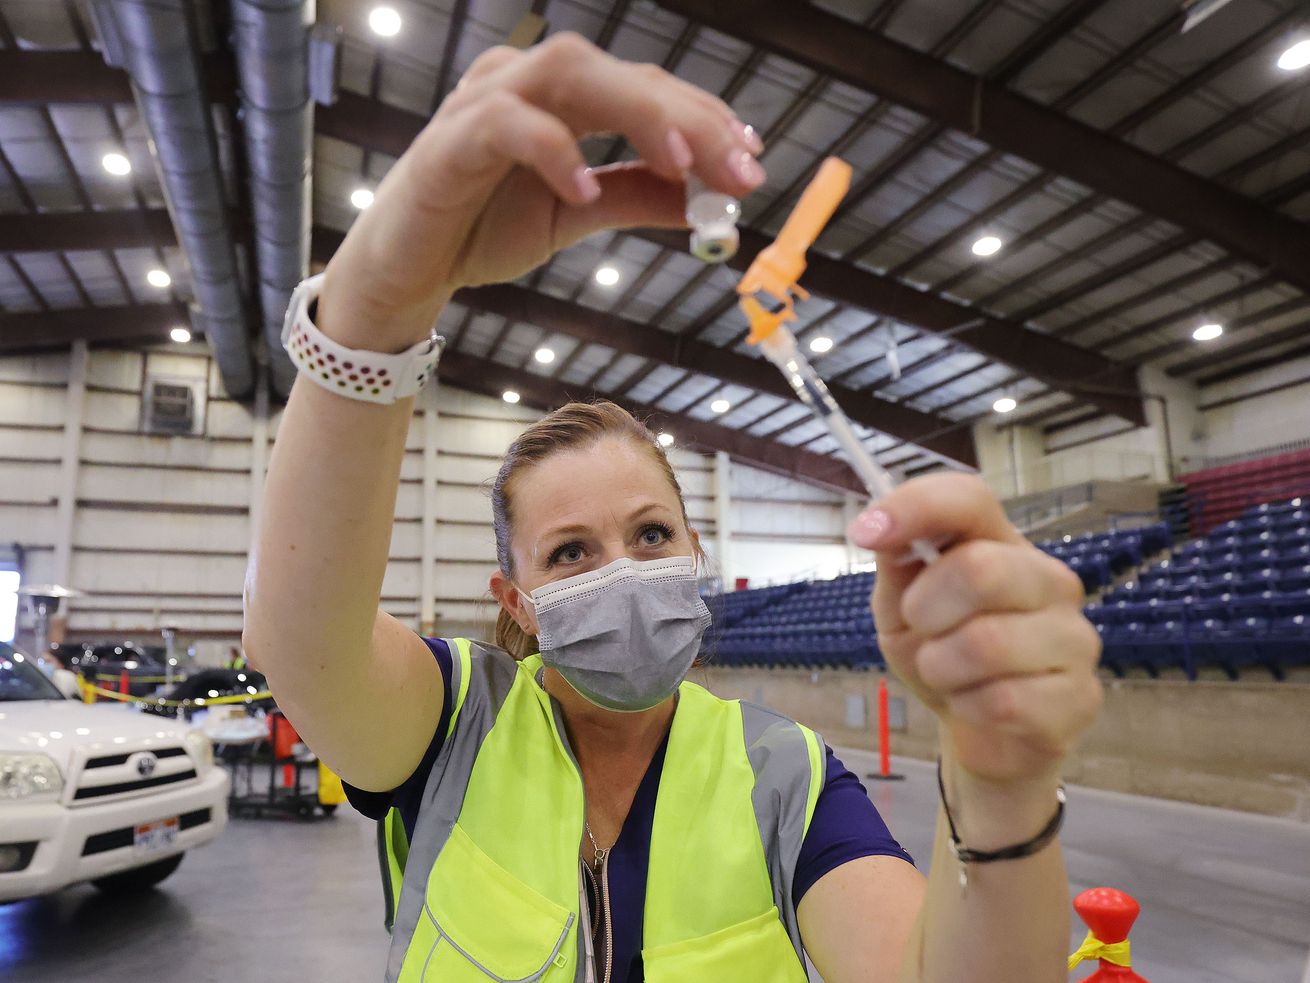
[584,820,609,868]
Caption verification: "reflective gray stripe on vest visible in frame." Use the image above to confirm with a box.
[741,700,817,967]
[384,639,523,982]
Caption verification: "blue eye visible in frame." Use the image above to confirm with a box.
[547,543,585,566]
[639,523,674,547]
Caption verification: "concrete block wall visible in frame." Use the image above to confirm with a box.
[0,345,865,657]
[703,665,1310,822]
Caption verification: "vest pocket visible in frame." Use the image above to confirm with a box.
[641,906,809,983]
[417,823,574,982]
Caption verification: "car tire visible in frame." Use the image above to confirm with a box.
[321,803,338,816]
[91,853,185,894]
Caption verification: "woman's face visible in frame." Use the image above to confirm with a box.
[492,437,695,635]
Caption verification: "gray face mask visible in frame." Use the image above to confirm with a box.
[519,556,713,712]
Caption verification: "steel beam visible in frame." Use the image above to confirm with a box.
[654,0,1310,295]
[0,50,234,104]
[295,88,1141,425]
[311,226,977,465]
[0,302,189,350]
[633,227,1145,424]
[0,209,176,252]
[437,350,866,494]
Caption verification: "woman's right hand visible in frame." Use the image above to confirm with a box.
[317,32,767,351]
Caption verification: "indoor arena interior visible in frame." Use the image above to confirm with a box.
[0,0,1307,981]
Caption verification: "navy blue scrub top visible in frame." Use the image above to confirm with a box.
[346,638,914,983]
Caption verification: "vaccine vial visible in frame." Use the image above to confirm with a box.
[686,175,740,263]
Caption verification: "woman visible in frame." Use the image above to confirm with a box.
[243,33,1101,982]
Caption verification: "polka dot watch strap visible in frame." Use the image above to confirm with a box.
[280,273,444,404]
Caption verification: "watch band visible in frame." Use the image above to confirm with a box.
[281,273,444,404]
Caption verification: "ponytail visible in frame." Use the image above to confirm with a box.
[495,606,539,661]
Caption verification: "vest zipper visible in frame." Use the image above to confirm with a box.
[600,852,614,983]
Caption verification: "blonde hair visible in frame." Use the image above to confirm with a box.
[491,401,697,659]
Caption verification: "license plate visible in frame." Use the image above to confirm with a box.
[134,817,179,853]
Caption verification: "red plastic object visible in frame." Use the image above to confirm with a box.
[1072,887,1149,981]
[119,670,130,695]
[269,713,301,788]
[878,677,891,776]
[867,675,904,781]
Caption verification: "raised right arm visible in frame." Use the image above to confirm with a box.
[241,33,765,792]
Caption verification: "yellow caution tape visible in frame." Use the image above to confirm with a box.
[95,673,188,684]
[79,679,274,709]
[1068,931,1131,970]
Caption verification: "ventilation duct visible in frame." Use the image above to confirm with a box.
[231,0,324,399]
[90,0,255,399]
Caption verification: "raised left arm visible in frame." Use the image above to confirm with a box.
[801,474,1102,983]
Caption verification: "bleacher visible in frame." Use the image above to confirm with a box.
[1032,523,1171,592]
[710,498,1310,681]
[1177,446,1310,536]
[1088,497,1310,680]
[713,572,879,669]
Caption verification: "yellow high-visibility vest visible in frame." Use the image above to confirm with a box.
[380,639,824,982]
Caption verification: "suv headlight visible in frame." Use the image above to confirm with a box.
[183,730,214,775]
[0,753,64,801]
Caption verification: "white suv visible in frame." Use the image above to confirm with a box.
[0,642,229,902]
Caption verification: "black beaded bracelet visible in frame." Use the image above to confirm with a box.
[936,758,1066,896]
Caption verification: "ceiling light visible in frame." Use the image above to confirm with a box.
[1277,39,1310,71]
[972,235,1003,257]
[1193,322,1223,342]
[992,396,1017,414]
[169,326,192,344]
[594,265,620,286]
[657,432,674,448]
[101,152,131,176]
[710,398,731,414]
[368,5,401,36]
[534,347,555,364]
[146,268,171,288]
[808,336,833,354]
[350,188,375,210]
[502,390,520,404]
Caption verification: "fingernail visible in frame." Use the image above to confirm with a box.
[573,166,601,203]
[728,149,765,188]
[739,121,764,155]
[665,129,694,173]
[849,508,894,549]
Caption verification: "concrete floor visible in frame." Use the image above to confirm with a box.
[2,750,1307,982]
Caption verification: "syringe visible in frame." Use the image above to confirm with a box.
[738,158,940,565]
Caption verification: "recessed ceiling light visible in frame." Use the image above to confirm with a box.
[993,396,1017,414]
[1277,39,1310,71]
[368,5,401,36]
[657,432,674,447]
[350,188,375,210]
[101,152,131,176]
[534,347,555,364]
[1193,322,1223,342]
[710,398,731,414]
[808,336,834,354]
[170,326,192,344]
[146,268,171,288]
[502,390,520,404]
[972,235,1003,257]
[594,265,620,286]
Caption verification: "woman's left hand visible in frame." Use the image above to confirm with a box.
[848,474,1103,789]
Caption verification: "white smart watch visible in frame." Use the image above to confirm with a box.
[281,273,444,405]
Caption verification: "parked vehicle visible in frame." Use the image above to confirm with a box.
[0,642,228,902]
[73,642,178,697]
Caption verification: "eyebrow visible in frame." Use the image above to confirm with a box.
[535,502,676,552]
